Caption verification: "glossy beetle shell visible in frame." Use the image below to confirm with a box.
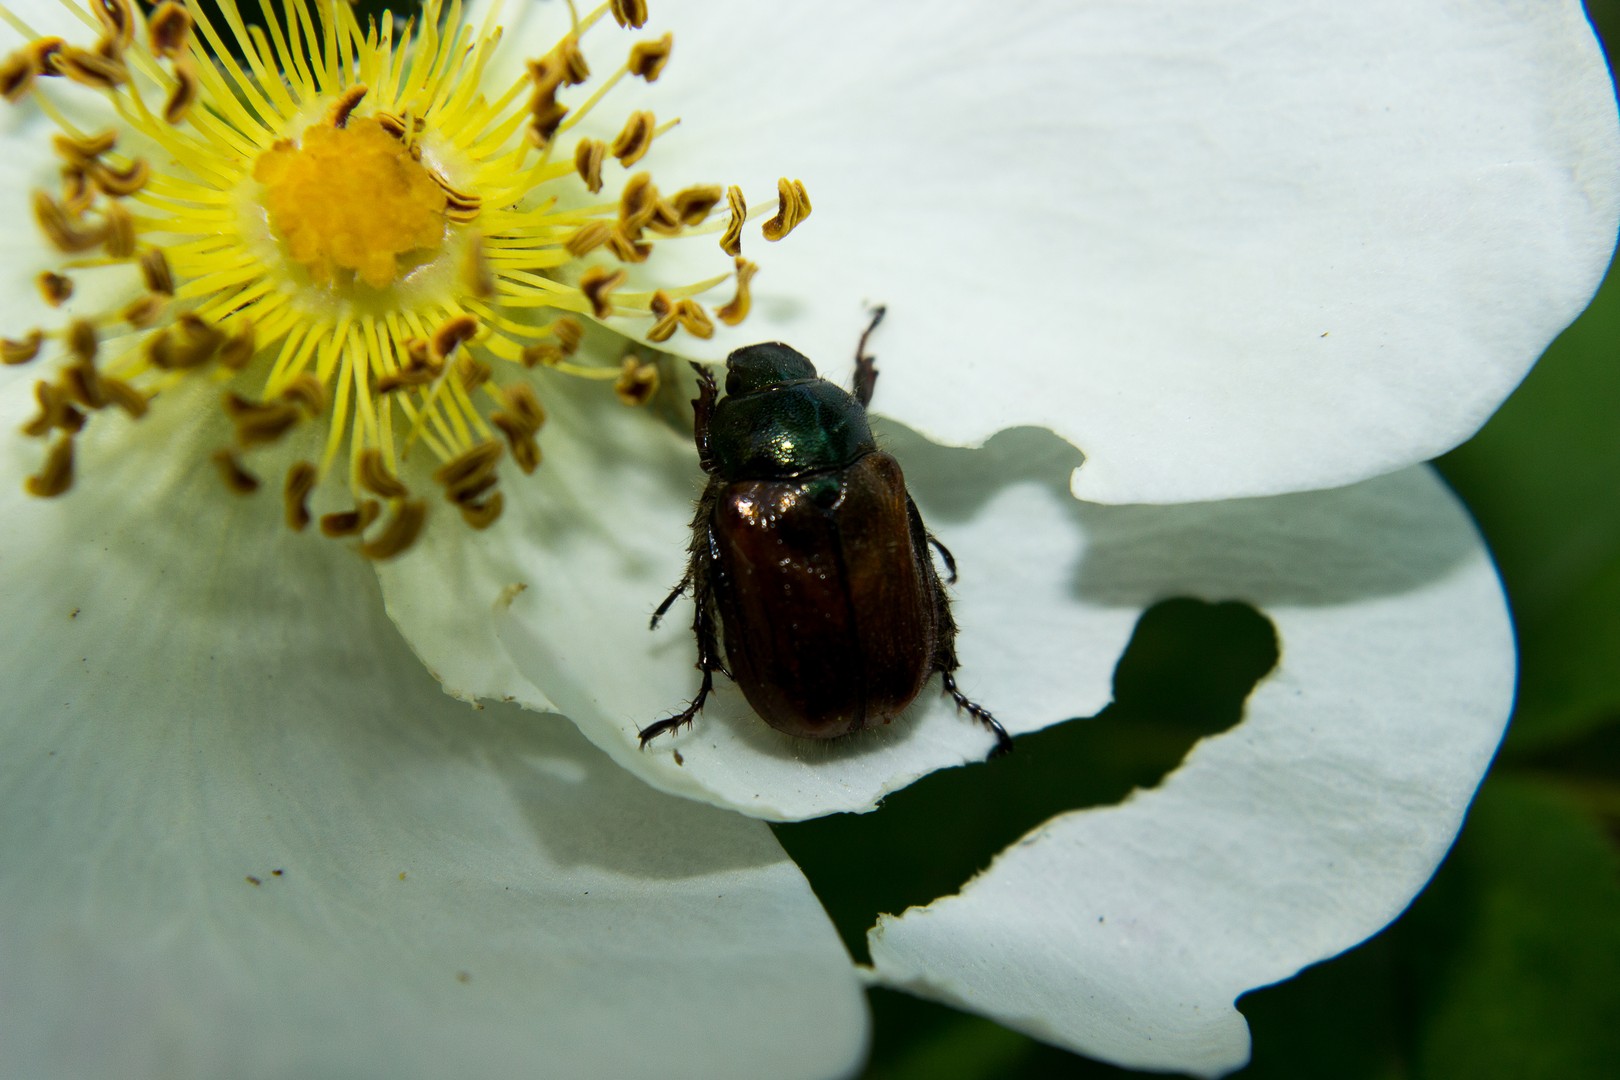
[710,452,937,738]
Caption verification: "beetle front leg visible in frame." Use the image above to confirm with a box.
[852,305,887,408]
[689,361,719,473]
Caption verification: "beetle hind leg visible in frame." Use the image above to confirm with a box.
[638,665,716,747]
[641,544,726,748]
[941,671,1014,758]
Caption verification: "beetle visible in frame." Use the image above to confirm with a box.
[639,309,1013,756]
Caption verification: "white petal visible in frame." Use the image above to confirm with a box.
[642,0,1620,502]
[0,384,868,1080]
[865,466,1513,1077]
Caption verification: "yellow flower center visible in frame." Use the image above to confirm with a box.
[256,118,448,289]
[1,0,810,558]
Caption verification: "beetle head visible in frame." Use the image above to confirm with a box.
[725,342,818,396]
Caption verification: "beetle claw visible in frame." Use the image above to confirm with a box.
[639,665,716,747]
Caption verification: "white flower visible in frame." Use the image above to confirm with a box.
[1,2,1614,1078]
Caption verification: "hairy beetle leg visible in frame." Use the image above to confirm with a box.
[853,305,887,408]
[942,671,1014,759]
[926,533,958,585]
[650,571,691,630]
[638,665,715,747]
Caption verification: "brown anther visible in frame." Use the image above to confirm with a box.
[520,343,564,368]
[613,356,660,406]
[329,84,368,128]
[283,461,317,531]
[527,55,566,95]
[445,470,498,506]
[378,338,441,391]
[2,330,44,366]
[527,90,568,149]
[565,221,612,257]
[101,201,136,258]
[720,185,746,256]
[320,500,381,538]
[606,225,652,263]
[53,129,117,163]
[66,320,98,364]
[436,177,482,223]
[499,382,547,430]
[491,383,546,473]
[462,236,494,299]
[37,272,73,307]
[454,354,494,392]
[376,111,426,142]
[359,498,428,560]
[211,448,261,494]
[573,139,606,194]
[432,440,504,496]
[25,435,75,498]
[279,373,327,417]
[24,380,85,437]
[358,447,409,499]
[164,56,199,124]
[218,321,257,370]
[54,46,128,90]
[459,491,504,530]
[491,417,542,473]
[674,299,715,340]
[26,38,66,76]
[645,290,679,343]
[618,172,658,233]
[669,184,722,225]
[610,0,649,30]
[377,362,437,393]
[92,0,138,51]
[552,317,585,354]
[151,311,224,369]
[139,249,174,295]
[643,198,683,237]
[552,35,590,85]
[148,2,193,59]
[33,191,105,254]
[100,375,147,418]
[579,266,627,318]
[122,294,166,328]
[90,156,149,197]
[628,33,673,81]
[717,257,758,326]
[223,393,300,446]
[0,54,35,103]
[62,360,105,410]
[59,167,93,215]
[763,177,812,241]
[430,314,480,362]
[610,111,656,167]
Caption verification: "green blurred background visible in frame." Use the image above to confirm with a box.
[776,3,1620,1076]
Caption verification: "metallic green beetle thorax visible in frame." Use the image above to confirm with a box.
[709,380,876,479]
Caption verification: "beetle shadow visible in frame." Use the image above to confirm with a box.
[875,418,1479,608]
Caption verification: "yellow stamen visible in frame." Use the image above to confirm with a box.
[5,0,811,559]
